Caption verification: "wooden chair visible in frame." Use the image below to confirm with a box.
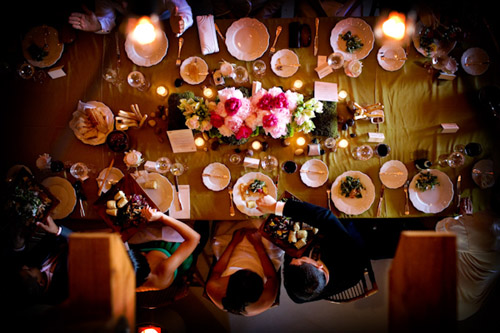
[325,260,378,303]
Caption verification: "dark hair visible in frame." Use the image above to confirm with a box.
[284,262,327,302]
[221,269,263,314]
[127,0,159,17]
[128,248,151,287]
[15,269,44,305]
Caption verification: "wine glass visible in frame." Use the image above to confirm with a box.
[252,60,266,78]
[229,153,242,165]
[353,145,373,161]
[18,63,34,79]
[375,143,391,158]
[447,151,465,168]
[438,153,450,167]
[261,155,278,171]
[70,162,89,181]
[170,162,185,176]
[324,137,337,150]
[327,52,344,70]
[127,70,150,91]
[103,68,121,86]
[155,157,171,174]
[233,66,248,84]
[282,160,297,174]
[454,144,466,154]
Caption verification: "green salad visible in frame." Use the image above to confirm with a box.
[415,171,440,191]
[340,31,364,53]
[340,176,365,198]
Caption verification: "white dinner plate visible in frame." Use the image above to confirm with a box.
[379,160,408,189]
[377,45,405,71]
[300,159,329,188]
[412,21,456,58]
[271,49,300,77]
[461,47,489,76]
[233,172,277,216]
[409,169,454,214]
[331,171,375,215]
[124,30,168,67]
[472,159,496,189]
[136,172,174,212]
[97,167,124,194]
[22,25,64,68]
[202,162,231,191]
[180,56,209,85]
[69,100,115,146]
[41,176,76,220]
[225,18,269,61]
[330,18,374,62]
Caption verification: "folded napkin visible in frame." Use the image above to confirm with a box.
[197,15,219,55]
[168,185,190,219]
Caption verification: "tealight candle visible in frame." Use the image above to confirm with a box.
[156,86,168,97]
[194,137,205,148]
[251,140,262,151]
[338,139,349,148]
[203,87,215,99]
[292,79,303,90]
[296,136,306,147]
[338,90,348,100]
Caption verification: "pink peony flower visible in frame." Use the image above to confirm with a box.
[225,116,243,133]
[225,97,242,116]
[210,113,224,128]
[257,93,273,110]
[235,125,252,140]
[272,92,289,109]
[263,113,278,128]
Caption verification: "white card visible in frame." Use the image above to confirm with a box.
[167,129,197,153]
[168,185,190,219]
[314,82,338,102]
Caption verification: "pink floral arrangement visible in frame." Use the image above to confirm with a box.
[210,87,253,140]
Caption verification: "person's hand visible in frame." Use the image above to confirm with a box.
[246,229,262,245]
[36,215,59,235]
[232,228,247,243]
[68,5,102,32]
[141,206,163,222]
[169,7,185,35]
[459,197,473,216]
[256,195,277,214]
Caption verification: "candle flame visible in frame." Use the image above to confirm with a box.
[133,17,156,45]
[382,12,406,40]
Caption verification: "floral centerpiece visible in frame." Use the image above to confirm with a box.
[180,86,324,144]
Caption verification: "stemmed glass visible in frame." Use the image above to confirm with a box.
[18,63,35,79]
[261,155,278,171]
[127,70,150,91]
[155,157,171,174]
[252,60,266,79]
[103,68,122,87]
[353,145,373,161]
[70,162,89,181]
[233,66,248,85]
[438,151,465,168]
[328,52,344,70]
[170,162,185,176]
[229,153,242,165]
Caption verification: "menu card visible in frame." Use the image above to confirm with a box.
[314,82,338,102]
[167,129,197,153]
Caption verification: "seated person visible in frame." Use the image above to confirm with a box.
[128,206,200,291]
[256,195,370,303]
[68,0,193,36]
[211,0,285,19]
[435,196,500,320]
[206,221,283,316]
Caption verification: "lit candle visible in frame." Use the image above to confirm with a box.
[132,17,157,45]
[296,136,306,147]
[292,79,303,90]
[338,139,349,148]
[382,12,406,40]
[194,137,205,148]
[203,87,215,99]
[251,140,262,151]
[156,86,168,97]
[338,90,348,100]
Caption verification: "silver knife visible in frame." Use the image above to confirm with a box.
[174,175,183,211]
[314,18,319,56]
[403,180,410,215]
[376,185,385,217]
[456,175,462,211]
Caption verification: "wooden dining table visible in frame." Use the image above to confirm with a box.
[3,15,499,226]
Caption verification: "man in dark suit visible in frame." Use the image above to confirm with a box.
[257,195,370,303]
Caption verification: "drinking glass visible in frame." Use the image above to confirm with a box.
[438,154,450,167]
[447,151,465,168]
[170,162,185,176]
[375,143,391,158]
[252,60,266,78]
[229,153,242,165]
[233,66,248,84]
[261,155,278,171]
[454,144,466,154]
[324,137,337,150]
[70,162,89,181]
[18,63,34,79]
[282,160,297,174]
[353,145,373,161]
[103,68,121,86]
[127,70,150,91]
[155,157,171,174]
[431,53,449,71]
[327,52,344,70]
[465,142,482,157]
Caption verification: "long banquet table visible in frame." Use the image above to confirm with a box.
[4,16,499,224]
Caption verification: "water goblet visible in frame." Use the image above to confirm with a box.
[353,145,373,161]
[18,62,35,79]
[261,155,278,171]
[127,70,150,91]
[233,66,248,85]
[229,154,242,165]
[170,162,185,176]
[324,137,337,150]
[155,157,171,174]
[327,52,344,70]
[438,154,450,167]
[454,144,466,154]
[70,162,89,181]
[252,60,266,78]
[447,151,465,168]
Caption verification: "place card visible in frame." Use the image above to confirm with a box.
[314,82,338,102]
[440,123,459,133]
[243,157,260,168]
[368,132,385,142]
[168,185,190,219]
[166,129,197,153]
[252,81,262,95]
[317,55,327,67]
[144,161,157,172]
[48,66,66,79]
[314,63,333,79]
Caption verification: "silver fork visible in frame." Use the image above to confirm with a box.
[326,189,332,211]
[269,26,282,55]
[403,180,410,215]
[228,184,235,216]
[176,37,184,67]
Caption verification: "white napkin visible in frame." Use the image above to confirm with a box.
[197,15,219,55]
[168,185,190,219]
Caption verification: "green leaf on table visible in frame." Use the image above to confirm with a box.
[312,101,338,138]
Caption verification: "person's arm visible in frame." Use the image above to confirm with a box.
[169,0,193,36]
[36,216,73,239]
[253,0,285,19]
[68,1,116,33]
[244,230,278,316]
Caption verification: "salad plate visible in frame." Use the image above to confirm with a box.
[379,160,408,189]
[461,47,489,76]
[472,159,496,189]
[41,176,76,220]
[180,56,209,85]
[233,172,277,216]
[271,49,300,77]
[377,45,405,71]
[225,18,269,61]
[330,18,374,61]
[97,167,124,194]
[202,162,231,191]
[409,169,453,213]
[300,159,328,188]
[331,171,375,215]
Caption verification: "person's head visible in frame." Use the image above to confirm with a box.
[128,248,151,287]
[221,269,263,315]
[13,265,46,304]
[126,0,160,17]
[284,257,329,303]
